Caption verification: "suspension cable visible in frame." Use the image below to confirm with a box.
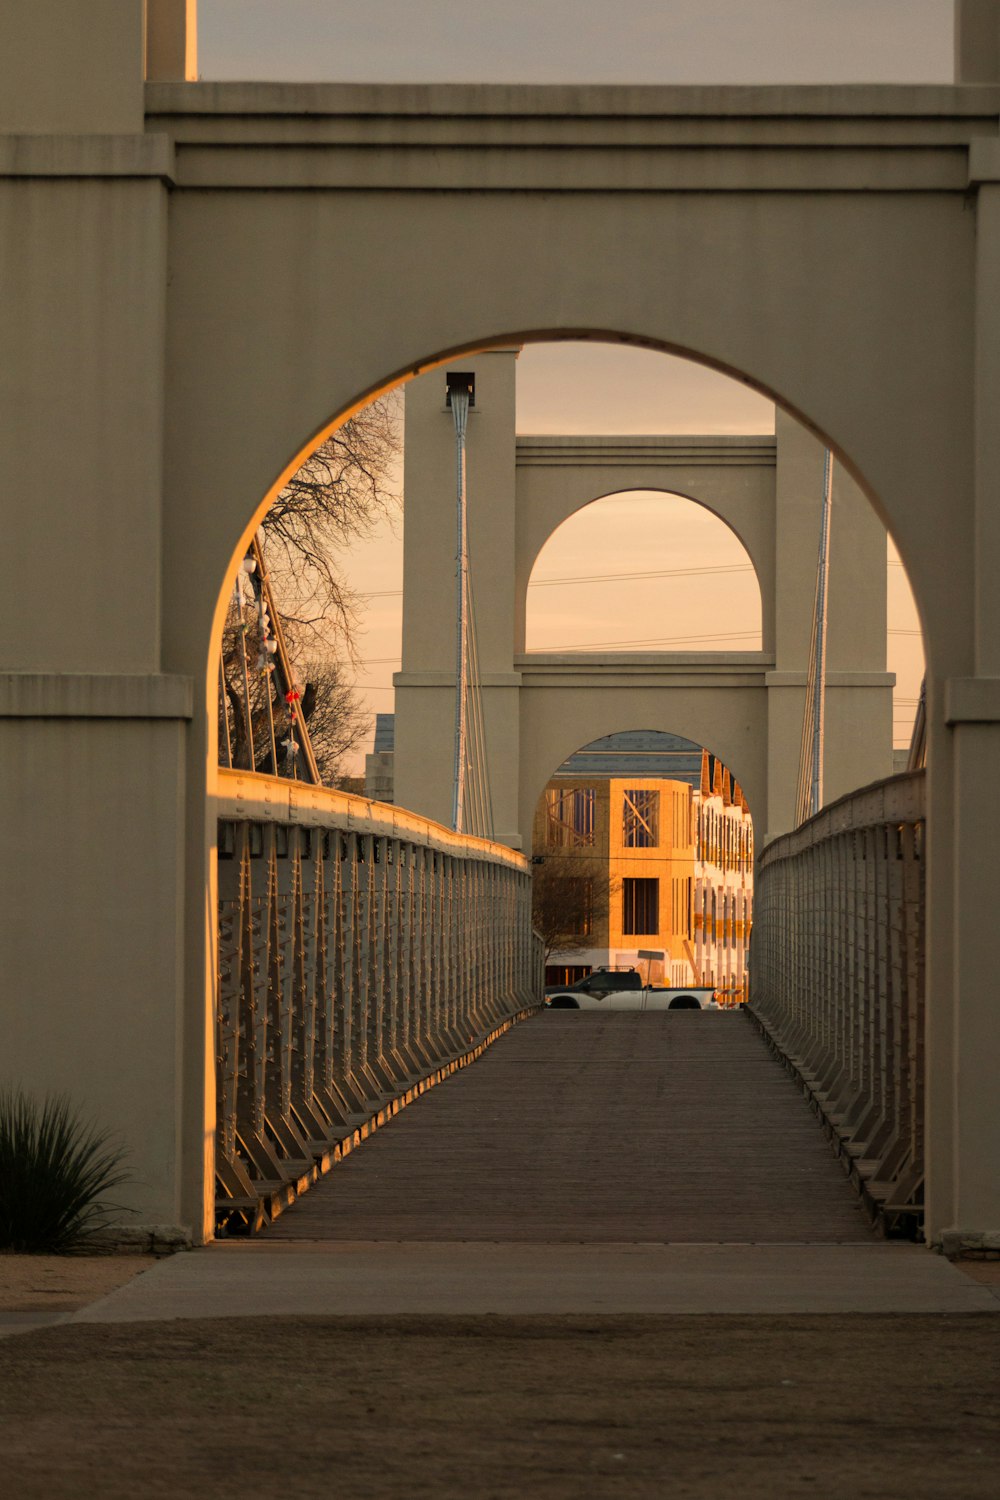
[466,564,495,840]
[795,449,833,824]
[450,386,471,832]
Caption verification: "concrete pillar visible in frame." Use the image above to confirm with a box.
[145,0,198,82]
[0,1,144,134]
[925,141,1000,1248]
[0,6,198,1243]
[955,0,1000,83]
[394,352,522,845]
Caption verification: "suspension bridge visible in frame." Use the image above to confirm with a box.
[3,1,1000,1269]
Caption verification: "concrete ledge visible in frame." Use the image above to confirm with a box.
[88,1225,193,1255]
[0,673,194,721]
[937,1228,1000,1258]
[968,136,1000,182]
[944,675,1000,723]
[0,134,175,183]
[145,81,1000,120]
[766,670,895,689]
[516,435,776,468]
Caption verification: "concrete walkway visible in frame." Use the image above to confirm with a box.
[73,1240,999,1321]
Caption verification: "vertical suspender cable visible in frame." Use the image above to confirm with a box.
[220,655,233,768]
[809,448,834,818]
[466,568,496,841]
[235,573,257,773]
[451,388,470,832]
[467,600,486,836]
[794,449,834,823]
[907,676,927,771]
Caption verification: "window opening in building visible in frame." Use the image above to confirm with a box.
[622,788,659,848]
[623,876,659,935]
[545,786,596,847]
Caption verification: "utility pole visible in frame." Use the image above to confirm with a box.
[448,372,474,832]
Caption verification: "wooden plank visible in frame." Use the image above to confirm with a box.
[265,1012,873,1245]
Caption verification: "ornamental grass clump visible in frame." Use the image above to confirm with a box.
[0,1089,130,1253]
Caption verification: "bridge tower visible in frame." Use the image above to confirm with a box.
[395,354,892,848]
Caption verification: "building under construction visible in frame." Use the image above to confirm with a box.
[534,748,753,1002]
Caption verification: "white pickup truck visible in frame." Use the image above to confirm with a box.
[544,969,720,1011]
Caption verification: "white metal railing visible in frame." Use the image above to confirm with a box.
[212,769,542,1231]
[750,770,925,1235]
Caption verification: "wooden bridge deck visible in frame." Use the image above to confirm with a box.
[265,1011,874,1244]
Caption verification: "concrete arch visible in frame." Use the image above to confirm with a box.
[10,61,999,1246]
[517,669,768,847]
[523,723,760,846]
[519,477,767,657]
[397,351,889,848]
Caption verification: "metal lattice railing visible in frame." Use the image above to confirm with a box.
[214,768,542,1232]
[749,770,925,1236]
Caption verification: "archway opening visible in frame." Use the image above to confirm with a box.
[531,730,753,1006]
[204,328,932,1244]
[214,335,924,823]
[525,490,763,657]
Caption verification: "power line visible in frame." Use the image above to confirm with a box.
[362,560,756,600]
[530,563,753,589]
[529,629,762,651]
[364,556,911,601]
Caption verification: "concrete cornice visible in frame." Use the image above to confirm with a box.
[968,136,1000,181]
[144,82,1000,120]
[766,671,895,689]
[944,675,1000,722]
[516,435,776,468]
[0,673,193,720]
[516,652,774,688]
[142,82,1000,194]
[0,134,175,183]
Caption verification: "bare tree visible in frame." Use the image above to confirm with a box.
[297,658,371,786]
[219,393,402,782]
[219,606,371,784]
[531,856,618,965]
[260,391,402,661]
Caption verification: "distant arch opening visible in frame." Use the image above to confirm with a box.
[531,730,753,1006]
[525,491,763,656]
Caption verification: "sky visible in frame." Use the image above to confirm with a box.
[201,2,936,770]
[199,1,953,85]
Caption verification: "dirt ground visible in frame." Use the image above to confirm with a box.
[2,1312,998,1500]
[0,1254,155,1313]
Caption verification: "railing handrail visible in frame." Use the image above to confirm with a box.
[211,765,529,871]
[759,768,925,869]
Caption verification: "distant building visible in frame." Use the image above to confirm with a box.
[533,747,753,1002]
[693,751,754,1004]
[532,776,697,988]
[551,729,705,787]
[364,712,396,803]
